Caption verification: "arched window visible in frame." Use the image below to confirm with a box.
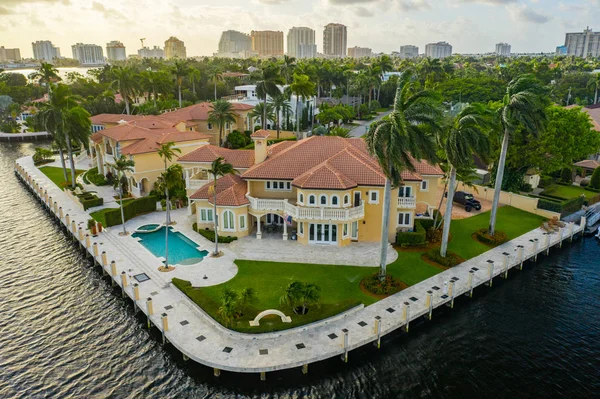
[331,195,339,206]
[344,194,350,205]
[222,210,235,230]
[299,193,304,204]
[320,195,327,206]
[308,194,316,205]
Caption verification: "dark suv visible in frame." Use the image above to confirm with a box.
[448,191,482,212]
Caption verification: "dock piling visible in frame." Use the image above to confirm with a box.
[486,260,494,287]
[403,302,410,332]
[502,253,510,278]
[146,298,153,328]
[120,272,128,297]
[468,270,474,297]
[93,242,99,257]
[214,368,221,377]
[161,313,168,344]
[426,291,433,320]
[449,281,455,308]
[260,372,266,381]
[374,316,382,347]
[302,364,308,374]
[517,245,524,270]
[101,251,107,266]
[341,329,349,362]
[544,233,551,255]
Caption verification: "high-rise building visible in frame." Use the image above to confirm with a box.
[0,47,21,62]
[495,42,511,56]
[32,40,60,61]
[564,27,600,58]
[348,46,372,58]
[425,42,452,59]
[399,45,419,59]
[217,30,252,58]
[164,36,186,59]
[323,23,347,57]
[251,30,284,57]
[556,45,568,55]
[106,40,126,61]
[138,46,164,59]
[71,43,104,65]
[287,27,316,58]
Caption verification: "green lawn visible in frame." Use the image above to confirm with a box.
[541,184,597,200]
[90,198,135,226]
[175,206,545,333]
[39,166,85,188]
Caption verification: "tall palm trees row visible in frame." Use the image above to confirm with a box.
[365,69,548,281]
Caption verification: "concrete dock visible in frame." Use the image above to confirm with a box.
[14,156,586,378]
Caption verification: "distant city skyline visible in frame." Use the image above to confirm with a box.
[1,0,599,58]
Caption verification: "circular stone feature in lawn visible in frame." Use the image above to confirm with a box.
[361,273,406,297]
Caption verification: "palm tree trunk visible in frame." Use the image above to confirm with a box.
[57,145,68,182]
[192,80,196,95]
[379,177,392,281]
[153,90,157,108]
[295,98,301,138]
[65,134,76,188]
[119,180,126,235]
[440,166,456,257]
[489,128,510,236]
[214,80,217,101]
[434,179,448,230]
[263,95,268,130]
[310,103,314,134]
[595,86,598,104]
[219,125,223,147]
[276,110,280,139]
[178,84,182,108]
[213,182,219,256]
[125,98,130,115]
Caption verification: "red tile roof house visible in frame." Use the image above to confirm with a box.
[177,131,443,246]
[90,102,254,146]
[89,120,211,197]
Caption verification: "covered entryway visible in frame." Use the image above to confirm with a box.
[308,223,337,244]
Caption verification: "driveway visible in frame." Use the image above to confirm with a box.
[436,185,496,220]
[349,110,392,137]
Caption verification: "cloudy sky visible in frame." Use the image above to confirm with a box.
[1,0,599,58]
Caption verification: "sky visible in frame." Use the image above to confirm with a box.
[1,0,600,58]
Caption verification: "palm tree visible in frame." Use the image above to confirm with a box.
[439,104,490,257]
[208,100,237,147]
[269,93,292,139]
[30,62,61,94]
[218,288,238,326]
[207,157,236,256]
[419,57,445,88]
[280,55,296,84]
[171,59,189,108]
[327,126,351,138]
[488,75,548,236]
[249,102,275,131]
[106,155,135,235]
[364,69,441,281]
[110,66,138,115]
[63,105,91,186]
[255,64,285,129]
[289,73,315,138]
[587,73,600,104]
[210,67,222,100]
[239,287,257,316]
[188,68,201,96]
[157,142,181,269]
[140,70,171,107]
[279,281,321,315]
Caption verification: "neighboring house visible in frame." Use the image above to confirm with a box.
[90,121,211,197]
[178,131,443,246]
[574,159,600,176]
[566,104,600,162]
[523,168,541,189]
[89,102,254,145]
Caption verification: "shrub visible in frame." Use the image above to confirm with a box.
[86,167,108,186]
[575,167,585,177]
[103,196,157,227]
[520,182,533,192]
[396,220,426,247]
[590,167,600,189]
[225,130,249,149]
[474,228,508,246]
[539,175,554,188]
[561,196,585,216]
[425,248,462,268]
[193,223,238,243]
[361,273,403,295]
[80,194,103,210]
[560,167,573,183]
[537,198,562,213]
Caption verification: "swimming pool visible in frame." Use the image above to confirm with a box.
[132,227,208,265]
[136,224,161,232]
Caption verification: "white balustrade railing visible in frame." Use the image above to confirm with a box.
[247,195,364,221]
[397,196,416,208]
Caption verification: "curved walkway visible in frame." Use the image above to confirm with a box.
[14,155,585,376]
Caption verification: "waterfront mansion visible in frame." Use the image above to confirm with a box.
[178,131,443,246]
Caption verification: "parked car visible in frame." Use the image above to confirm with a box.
[446,190,482,212]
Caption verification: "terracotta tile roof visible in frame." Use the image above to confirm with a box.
[574,159,600,170]
[190,174,249,206]
[267,140,296,156]
[158,102,254,123]
[412,157,444,175]
[90,132,102,144]
[251,129,270,138]
[90,114,147,125]
[293,163,358,189]
[178,145,254,168]
[120,130,211,155]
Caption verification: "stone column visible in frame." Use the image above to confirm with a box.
[283,219,288,241]
[256,215,262,239]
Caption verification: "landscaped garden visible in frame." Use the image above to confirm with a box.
[540,184,598,200]
[39,166,85,188]
[174,206,546,333]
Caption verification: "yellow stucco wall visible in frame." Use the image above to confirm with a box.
[193,200,251,238]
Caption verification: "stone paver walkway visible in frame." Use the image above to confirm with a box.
[15,155,585,376]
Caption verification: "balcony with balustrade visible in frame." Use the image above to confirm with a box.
[397,196,416,209]
[246,195,365,222]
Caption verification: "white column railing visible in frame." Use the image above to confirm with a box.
[247,196,365,221]
[397,196,416,208]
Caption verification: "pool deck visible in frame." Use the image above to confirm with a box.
[14,155,587,377]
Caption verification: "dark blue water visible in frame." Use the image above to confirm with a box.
[1,142,599,398]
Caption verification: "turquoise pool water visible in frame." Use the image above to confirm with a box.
[132,227,208,265]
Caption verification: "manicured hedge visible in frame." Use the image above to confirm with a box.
[79,194,103,210]
[539,175,554,188]
[193,223,238,243]
[537,198,562,213]
[103,196,157,227]
[425,248,462,268]
[85,167,108,186]
[561,196,585,216]
[474,228,508,246]
[396,220,426,247]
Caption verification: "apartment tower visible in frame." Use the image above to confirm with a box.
[164,36,187,59]
[495,43,511,56]
[287,27,316,58]
[348,46,372,58]
[106,41,126,61]
[251,30,284,57]
[217,30,252,58]
[71,43,104,65]
[0,47,21,62]
[399,45,419,59]
[32,40,60,62]
[564,28,600,58]
[323,23,347,57]
[425,42,452,59]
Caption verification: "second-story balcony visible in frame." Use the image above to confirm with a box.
[247,195,365,222]
[397,196,417,208]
